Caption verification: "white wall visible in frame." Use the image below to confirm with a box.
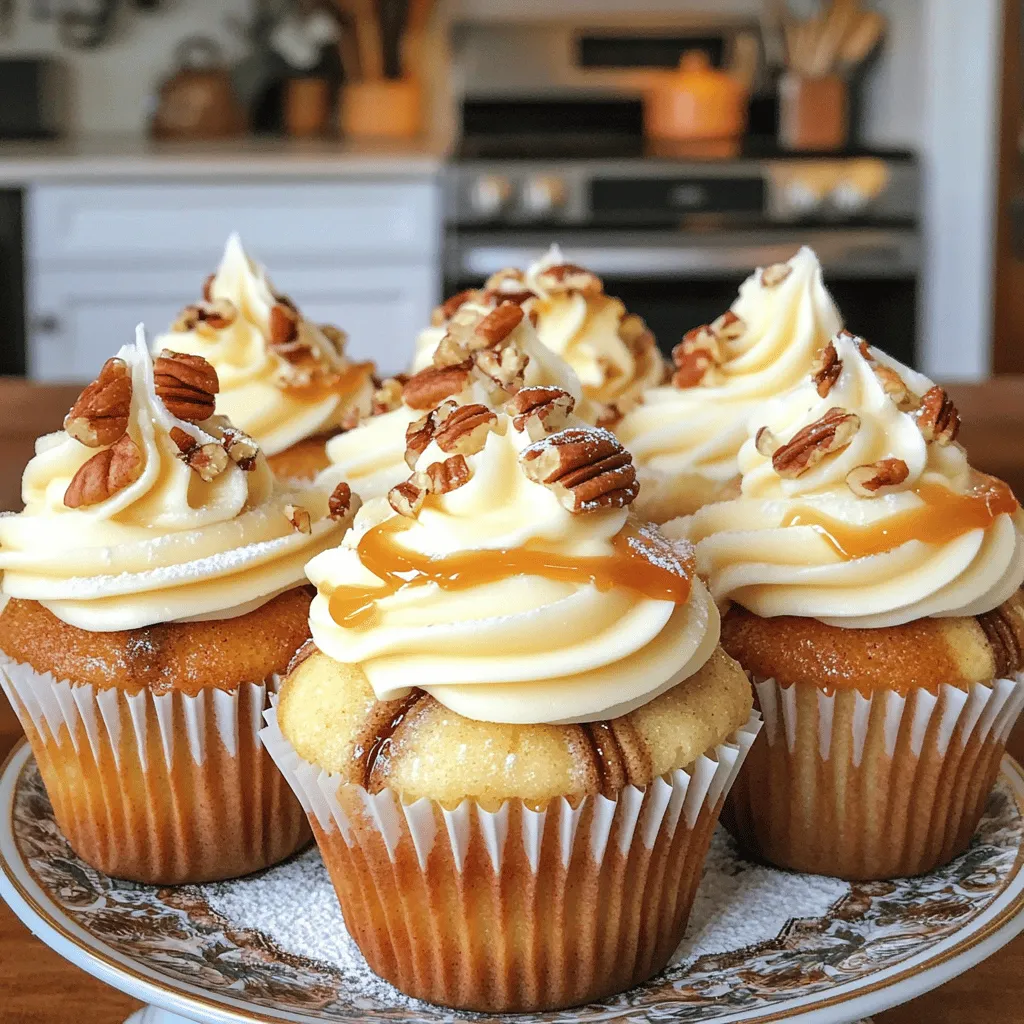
[0,0,251,136]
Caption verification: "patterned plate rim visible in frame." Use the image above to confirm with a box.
[3,737,1024,1024]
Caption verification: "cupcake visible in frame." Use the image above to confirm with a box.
[674,331,1024,880]
[154,234,375,482]
[412,246,665,423]
[324,294,588,501]
[617,247,843,522]
[0,330,357,884]
[261,394,759,1012]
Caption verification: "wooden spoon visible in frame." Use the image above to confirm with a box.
[838,10,887,74]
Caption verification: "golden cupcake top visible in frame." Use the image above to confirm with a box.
[677,332,1024,628]
[0,331,355,632]
[617,247,843,499]
[323,296,587,501]
[154,234,375,457]
[307,391,720,726]
[412,246,665,421]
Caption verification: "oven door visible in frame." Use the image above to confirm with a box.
[445,227,920,367]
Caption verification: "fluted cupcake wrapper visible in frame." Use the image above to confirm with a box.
[0,654,310,884]
[723,673,1024,881]
[260,705,762,1013]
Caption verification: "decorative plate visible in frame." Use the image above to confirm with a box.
[3,739,1024,1024]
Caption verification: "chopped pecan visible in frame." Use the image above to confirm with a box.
[520,427,639,513]
[285,503,312,534]
[154,351,219,422]
[535,262,604,297]
[755,426,780,457]
[221,427,259,471]
[388,477,427,518]
[483,286,536,307]
[760,262,792,287]
[402,362,473,410]
[404,407,440,468]
[172,298,237,334]
[269,302,300,346]
[596,402,625,429]
[811,341,842,398]
[484,268,526,292]
[328,481,353,520]
[425,454,471,494]
[846,458,910,497]
[433,334,472,369]
[772,408,861,478]
[434,403,498,456]
[431,289,478,326]
[671,348,719,389]
[319,323,348,353]
[469,302,524,349]
[711,310,745,342]
[618,312,655,351]
[916,386,960,444]
[64,357,133,448]
[474,343,529,392]
[202,273,216,302]
[169,425,228,481]
[64,433,143,508]
[872,363,918,412]
[507,386,575,440]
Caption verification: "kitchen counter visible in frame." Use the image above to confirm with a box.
[0,135,446,183]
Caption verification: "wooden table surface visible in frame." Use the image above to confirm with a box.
[4,378,1024,1022]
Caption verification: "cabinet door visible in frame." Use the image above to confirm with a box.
[28,264,437,381]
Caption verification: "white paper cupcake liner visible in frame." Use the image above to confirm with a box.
[1,654,310,884]
[724,673,1024,880]
[260,703,761,1011]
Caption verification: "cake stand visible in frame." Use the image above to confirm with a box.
[4,737,1024,1024]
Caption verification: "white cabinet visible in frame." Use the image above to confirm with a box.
[26,179,441,381]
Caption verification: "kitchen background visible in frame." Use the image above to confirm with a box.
[0,0,1008,385]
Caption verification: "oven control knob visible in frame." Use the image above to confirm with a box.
[782,180,821,218]
[521,175,568,218]
[469,175,513,219]
[831,181,872,215]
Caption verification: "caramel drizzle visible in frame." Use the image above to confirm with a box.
[328,518,693,630]
[781,479,1019,560]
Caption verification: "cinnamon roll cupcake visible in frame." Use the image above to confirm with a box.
[263,399,758,1012]
[674,332,1024,879]
[0,331,356,883]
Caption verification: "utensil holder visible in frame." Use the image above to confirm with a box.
[285,77,333,138]
[779,72,848,152]
[340,79,421,139]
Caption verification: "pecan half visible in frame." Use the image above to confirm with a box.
[328,481,353,520]
[535,263,604,297]
[172,298,237,334]
[425,454,471,494]
[474,343,529,393]
[434,403,498,456]
[846,458,910,497]
[916,386,960,445]
[64,357,133,448]
[431,289,478,326]
[388,477,427,518]
[507,386,575,440]
[404,407,440,468]
[810,342,842,398]
[64,433,143,508]
[469,302,524,349]
[761,262,792,287]
[521,427,639,513]
[402,362,473,410]
[671,348,719,389]
[872,363,918,412]
[154,351,219,422]
[269,302,300,346]
[772,408,861,478]
[169,425,229,481]
[285,503,312,534]
[221,427,259,471]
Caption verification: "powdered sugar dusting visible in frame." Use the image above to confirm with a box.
[201,827,848,1005]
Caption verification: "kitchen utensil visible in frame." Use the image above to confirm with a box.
[284,76,333,137]
[401,0,433,90]
[643,50,749,157]
[779,71,848,151]
[837,9,887,73]
[378,0,410,79]
[335,0,383,80]
[150,36,246,140]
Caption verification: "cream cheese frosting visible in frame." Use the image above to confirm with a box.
[617,247,843,521]
[154,234,374,457]
[412,246,665,416]
[307,414,719,725]
[675,333,1024,628]
[0,330,348,632]
[325,298,587,501]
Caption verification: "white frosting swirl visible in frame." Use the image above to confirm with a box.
[308,415,718,725]
[617,247,843,519]
[676,334,1024,628]
[154,234,374,456]
[0,330,346,631]
[325,300,587,501]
